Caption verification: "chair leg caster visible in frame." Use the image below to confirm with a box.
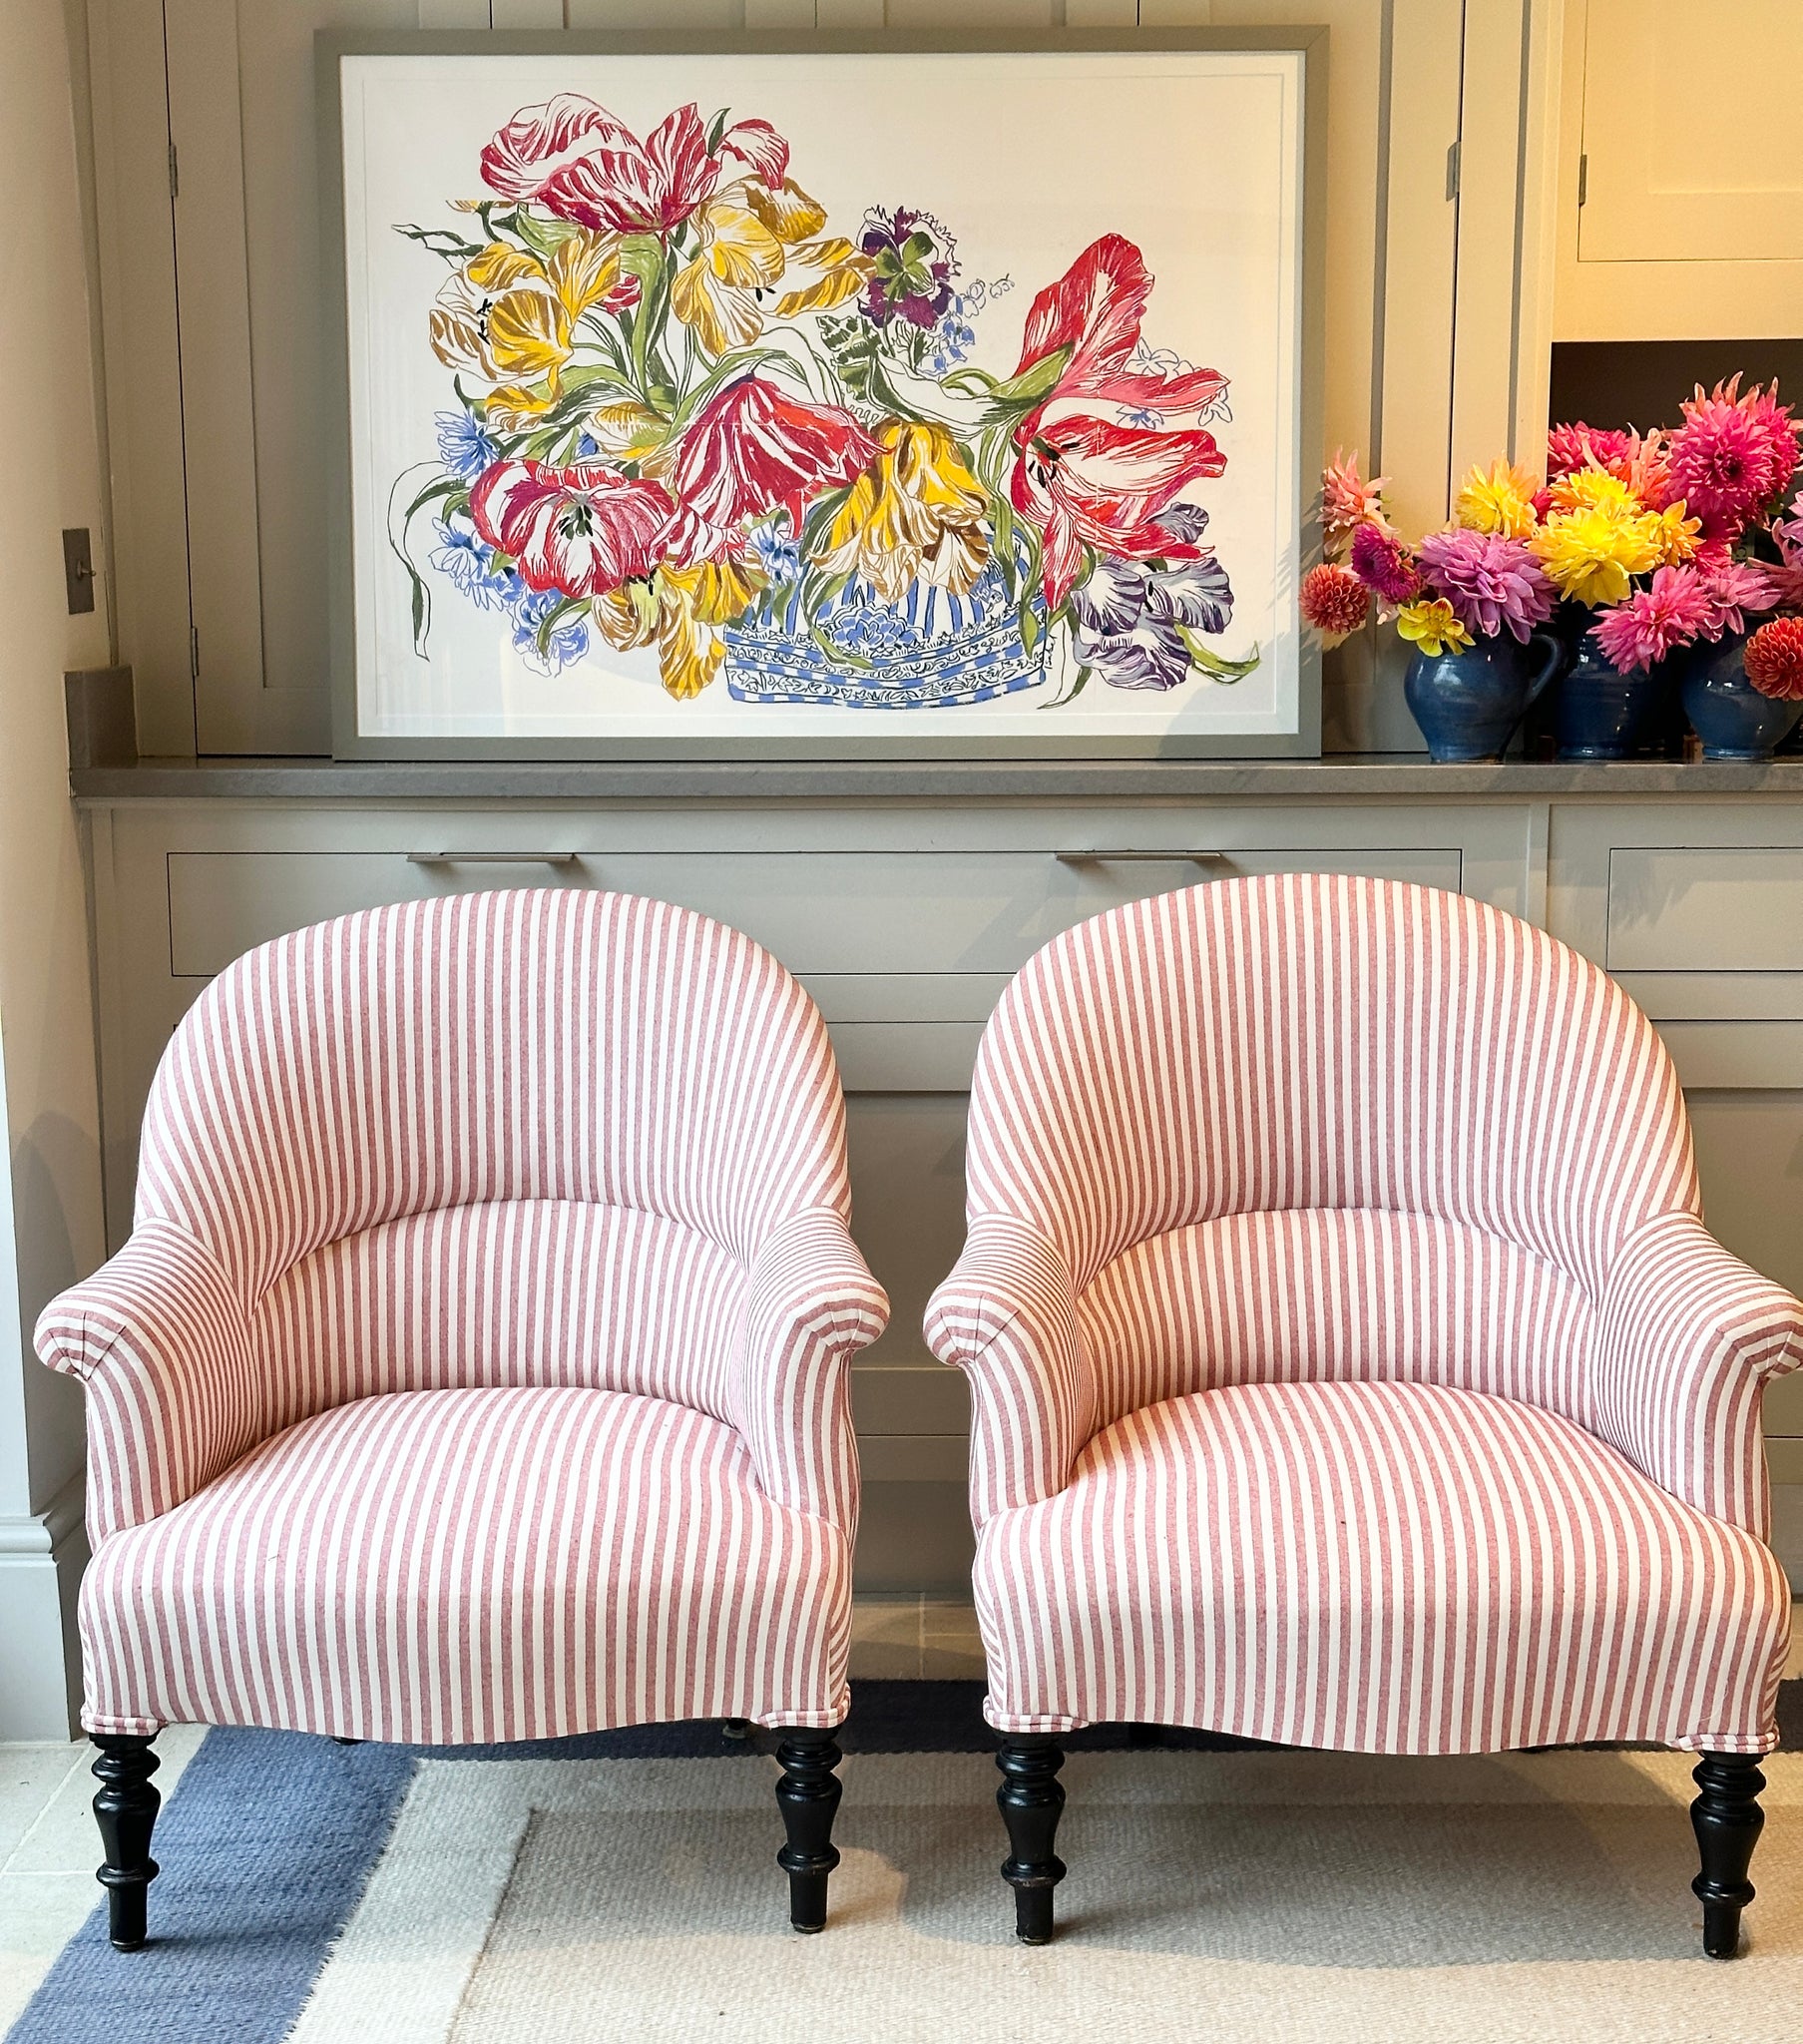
[998,1736,1066,1945]
[91,1735,162,1951]
[1692,1751,1765,1959]
[722,1717,752,1742]
[775,1727,842,1933]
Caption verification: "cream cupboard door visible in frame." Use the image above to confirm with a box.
[1556,0,1803,340]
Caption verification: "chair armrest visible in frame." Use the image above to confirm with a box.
[1592,1211,1803,1534]
[33,1222,259,1544]
[923,1215,1098,1525]
[733,1209,889,1529]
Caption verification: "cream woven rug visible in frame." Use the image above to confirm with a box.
[288,1746,1803,2044]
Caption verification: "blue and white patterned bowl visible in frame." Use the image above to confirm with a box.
[723,561,1049,709]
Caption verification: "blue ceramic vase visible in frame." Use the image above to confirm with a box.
[1555,637,1672,761]
[1680,635,1803,761]
[1404,630,1563,763]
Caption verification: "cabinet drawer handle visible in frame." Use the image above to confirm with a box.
[1055,850,1228,865]
[407,851,582,866]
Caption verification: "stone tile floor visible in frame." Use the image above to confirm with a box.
[0,1606,1794,2028]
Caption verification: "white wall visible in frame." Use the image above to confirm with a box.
[0,0,114,1738]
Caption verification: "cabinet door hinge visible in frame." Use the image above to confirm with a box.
[1445,140,1460,203]
[168,140,179,203]
[190,627,200,681]
[1578,153,1587,208]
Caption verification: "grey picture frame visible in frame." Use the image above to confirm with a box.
[318,24,1329,764]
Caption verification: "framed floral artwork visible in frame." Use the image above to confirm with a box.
[321,29,1325,759]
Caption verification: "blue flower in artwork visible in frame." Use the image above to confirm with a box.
[510,587,590,677]
[434,409,501,482]
[749,516,802,587]
[430,516,520,612]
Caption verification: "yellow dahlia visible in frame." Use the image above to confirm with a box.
[1529,502,1661,607]
[1646,498,1703,566]
[1456,459,1540,537]
[1396,597,1472,657]
[1546,465,1638,516]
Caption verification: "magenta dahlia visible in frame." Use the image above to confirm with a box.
[1589,566,1711,674]
[1299,562,1371,638]
[1546,422,1634,479]
[1350,521,1421,605]
[1745,616,1803,701]
[1416,528,1556,642]
[1666,377,1802,540]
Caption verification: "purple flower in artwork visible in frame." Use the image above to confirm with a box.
[1067,506,1235,691]
[859,206,958,330]
[1416,527,1557,642]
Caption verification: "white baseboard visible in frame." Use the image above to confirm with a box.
[0,1473,87,1740]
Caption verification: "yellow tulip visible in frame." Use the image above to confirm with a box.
[672,180,873,357]
[811,421,989,605]
[592,558,763,700]
[428,232,624,393]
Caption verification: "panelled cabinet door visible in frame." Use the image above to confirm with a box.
[1558,0,1803,340]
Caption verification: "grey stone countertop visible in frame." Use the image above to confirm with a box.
[67,753,1803,802]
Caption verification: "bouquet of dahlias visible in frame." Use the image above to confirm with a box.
[1305,379,1803,708]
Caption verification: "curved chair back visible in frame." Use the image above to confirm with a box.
[135,888,849,1429]
[967,872,1696,1302]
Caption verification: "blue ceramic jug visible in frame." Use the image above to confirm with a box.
[1555,638,1672,761]
[1404,631,1563,763]
[1679,635,1803,761]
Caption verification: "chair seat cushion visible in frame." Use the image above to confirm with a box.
[974,1378,1789,1753]
[80,1385,848,1742]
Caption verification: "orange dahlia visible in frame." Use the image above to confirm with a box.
[1300,562,1371,639]
[1744,617,1803,701]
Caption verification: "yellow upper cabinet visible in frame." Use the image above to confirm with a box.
[1556,0,1803,340]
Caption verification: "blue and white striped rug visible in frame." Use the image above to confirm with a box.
[10,1684,1803,2044]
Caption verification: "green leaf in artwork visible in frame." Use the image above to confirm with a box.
[513,210,579,260]
[988,345,1073,408]
[1176,628,1262,683]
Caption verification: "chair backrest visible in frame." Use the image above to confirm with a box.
[966,873,1697,1304]
[135,888,849,1427]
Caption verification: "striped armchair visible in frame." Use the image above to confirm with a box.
[36,889,887,1945]
[926,873,1803,1955]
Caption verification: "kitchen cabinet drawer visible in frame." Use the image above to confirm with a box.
[1607,847,1803,973]
[166,842,1466,981]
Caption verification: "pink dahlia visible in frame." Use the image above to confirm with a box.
[1588,566,1711,674]
[1697,557,1783,640]
[1321,449,1391,555]
[1745,616,1803,701]
[1546,422,1633,479]
[1771,488,1803,568]
[1666,377,1802,540]
[1350,521,1420,604]
[1299,562,1370,638]
[1416,528,1556,642]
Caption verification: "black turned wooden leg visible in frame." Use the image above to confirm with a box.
[997,1736,1066,1945]
[91,1736,161,1951]
[1692,1752,1766,1958]
[775,1727,843,1932]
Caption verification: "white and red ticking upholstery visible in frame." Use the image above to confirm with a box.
[37,889,888,1740]
[926,873,1803,1752]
